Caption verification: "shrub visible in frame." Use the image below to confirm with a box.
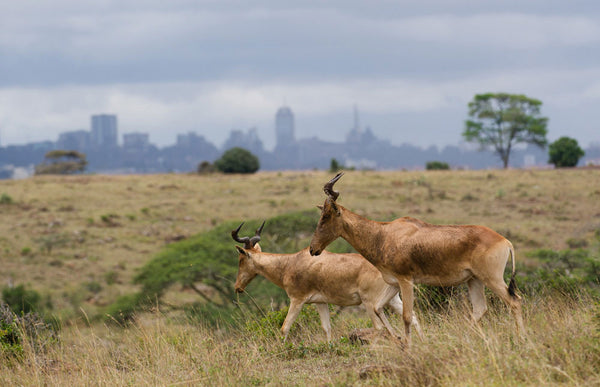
[518,248,600,297]
[100,213,121,227]
[104,292,146,325]
[104,270,118,285]
[197,161,216,174]
[214,147,260,174]
[460,193,479,202]
[0,304,21,355]
[0,193,13,205]
[2,285,42,315]
[425,161,450,170]
[548,136,585,167]
[1,302,57,358]
[567,238,588,249]
[34,233,70,255]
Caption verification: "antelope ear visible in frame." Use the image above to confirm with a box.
[235,246,249,257]
[316,205,323,210]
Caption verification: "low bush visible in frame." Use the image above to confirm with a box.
[2,285,42,315]
[518,248,600,297]
[104,292,147,325]
[426,161,450,170]
[0,303,57,358]
[0,193,13,205]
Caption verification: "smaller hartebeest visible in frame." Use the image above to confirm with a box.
[232,222,421,342]
[309,172,525,345]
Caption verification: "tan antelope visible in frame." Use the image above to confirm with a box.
[232,221,421,342]
[309,172,525,345]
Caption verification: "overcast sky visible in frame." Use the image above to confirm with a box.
[1,1,599,150]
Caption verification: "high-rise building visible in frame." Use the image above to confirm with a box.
[91,114,118,148]
[275,106,295,150]
[57,130,91,150]
[123,132,150,150]
[346,105,362,144]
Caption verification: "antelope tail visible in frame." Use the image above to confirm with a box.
[507,245,519,298]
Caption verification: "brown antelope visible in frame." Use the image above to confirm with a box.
[309,172,525,345]
[232,222,421,342]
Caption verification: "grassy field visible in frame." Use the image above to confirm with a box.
[1,292,598,385]
[1,169,600,385]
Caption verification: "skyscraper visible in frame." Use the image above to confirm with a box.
[91,114,118,148]
[275,106,295,150]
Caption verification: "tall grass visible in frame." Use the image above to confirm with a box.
[2,293,598,386]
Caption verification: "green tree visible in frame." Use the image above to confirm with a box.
[329,158,341,173]
[214,147,260,174]
[548,136,585,168]
[426,161,450,170]
[35,150,87,175]
[463,93,548,168]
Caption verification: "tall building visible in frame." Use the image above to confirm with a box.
[123,132,150,150]
[91,114,118,148]
[346,105,362,144]
[57,130,90,150]
[222,127,265,156]
[275,106,295,150]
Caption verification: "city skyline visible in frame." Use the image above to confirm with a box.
[2,104,599,179]
[1,2,599,150]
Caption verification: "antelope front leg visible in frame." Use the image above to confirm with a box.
[398,278,415,347]
[387,294,424,339]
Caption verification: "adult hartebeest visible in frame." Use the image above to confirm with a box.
[309,172,525,345]
[232,222,421,342]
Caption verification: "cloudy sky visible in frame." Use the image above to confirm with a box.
[1,0,599,150]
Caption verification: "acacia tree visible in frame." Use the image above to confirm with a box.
[463,93,548,168]
[35,150,87,175]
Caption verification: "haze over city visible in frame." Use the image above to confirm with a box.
[1,1,600,150]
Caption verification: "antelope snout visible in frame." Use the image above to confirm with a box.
[309,247,321,256]
[235,286,244,293]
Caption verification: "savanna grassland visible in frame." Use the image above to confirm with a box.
[1,169,600,385]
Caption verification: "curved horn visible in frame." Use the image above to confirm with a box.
[323,172,344,201]
[231,222,251,246]
[232,221,264,249]
[249,221,265,247]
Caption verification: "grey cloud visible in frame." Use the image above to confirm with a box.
[1,1,599,148]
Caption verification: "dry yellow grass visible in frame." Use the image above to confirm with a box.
[1,294,598,385]
[1,169,600,385]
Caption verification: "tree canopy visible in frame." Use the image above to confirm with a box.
[463,93,548,168]
[214,147,260,174]
[35,150,87,175]
[548,136,585,168]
